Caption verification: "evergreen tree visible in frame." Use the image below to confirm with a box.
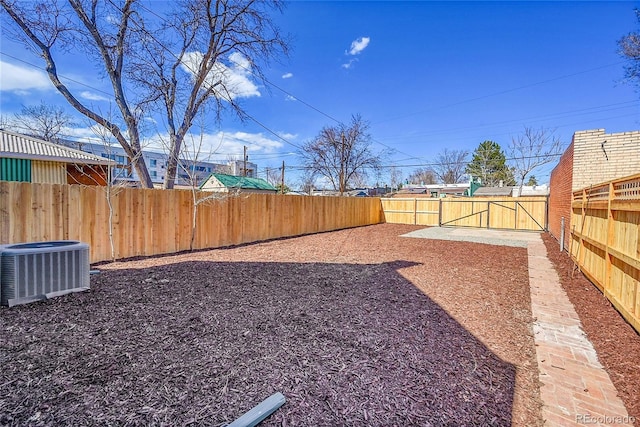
[465,141,515,186]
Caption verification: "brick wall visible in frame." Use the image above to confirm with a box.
[549,140,574,251]
[572,129,640,191]
[548,128,640,251]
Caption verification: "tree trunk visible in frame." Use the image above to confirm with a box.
[132,151,154,188]
[163,146,180,190]
[163,126,186,190]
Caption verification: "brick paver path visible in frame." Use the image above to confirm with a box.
[528,239,633,427]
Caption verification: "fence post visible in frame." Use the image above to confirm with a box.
[604,182,614,301]
[438,199,442,227]
[578,188,587,267]
[560,217,565,252]
[486,201,490,229]
[414,198,417,225]
[545,195,550,231]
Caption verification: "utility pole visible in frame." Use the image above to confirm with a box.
[243,146,247,177]
[280,161,285,194]
[339,132,345,196]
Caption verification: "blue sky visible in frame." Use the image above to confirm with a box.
[1,1,639,187]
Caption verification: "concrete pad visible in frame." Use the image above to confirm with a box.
[402,226,540,248]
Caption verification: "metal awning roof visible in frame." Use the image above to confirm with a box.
[0,129,114,165]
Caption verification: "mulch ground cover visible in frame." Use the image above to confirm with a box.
[541,233,640,425]
[0,224,542,426]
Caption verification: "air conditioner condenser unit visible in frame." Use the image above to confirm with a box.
[0,241,90,307]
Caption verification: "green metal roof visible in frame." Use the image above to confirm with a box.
[201,173,277,191]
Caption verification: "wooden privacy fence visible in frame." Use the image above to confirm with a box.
[0,182,384,264]
[570,173,640,333]
[381,196,548,231]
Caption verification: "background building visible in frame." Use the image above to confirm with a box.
[1,130,113,185]
[199,173,277,194]
[63,141,258,187]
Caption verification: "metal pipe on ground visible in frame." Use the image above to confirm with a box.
[227,392,286,427]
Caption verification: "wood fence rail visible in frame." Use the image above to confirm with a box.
[571,173,640,333]
[0,182,384,263]
[381,196,548,231]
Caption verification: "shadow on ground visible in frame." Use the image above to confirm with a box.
[0,260,515,426]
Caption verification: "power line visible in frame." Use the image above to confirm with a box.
[0,51,115,98]
[380,100,640,142]
[136,1,343,126]
[3,122,299,164]
[372,61,628,125]
[370,110,639,154]
[283,152,565,171]
[3,3,635,171]
[134,1,427,163]
[133,1,634,162]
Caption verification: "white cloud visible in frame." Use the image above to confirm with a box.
[145,130,286,160]
[63,125,118,142]
[52,125,126,150]
[63,126,96,139]
[282,72,293,79]
[347,37,370,55]
[341,59,357,69]
[80,91,110,102]
[0,61,51,93]
[285,95,297,101]
[277,132,297,140]
[105,15,119,25]
[181,51,260,100]
[212,131,284,153]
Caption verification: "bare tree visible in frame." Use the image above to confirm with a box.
[130,0,288,188]
[509,126,564,191]
[0,114,9,129]
[265,167,281,187]
[432,148,469,184]
[1,0,288,189]
[350,171,369,189]
[173,120,232,251]
[299,115,383,195]
[407,167,437,185]
[82,113,128,262]
[181,129,220,250]
[214,154,237,175]
[11,102,75,143]
[619,9,640,88]
[298,172,316,195]
[388,166,403,190]
[1,0,152,186]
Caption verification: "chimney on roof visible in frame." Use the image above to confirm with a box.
[499,180,504,188]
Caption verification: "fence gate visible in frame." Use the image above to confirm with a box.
[438,198,547,231]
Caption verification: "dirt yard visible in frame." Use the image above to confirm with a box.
[0,224,543,426]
